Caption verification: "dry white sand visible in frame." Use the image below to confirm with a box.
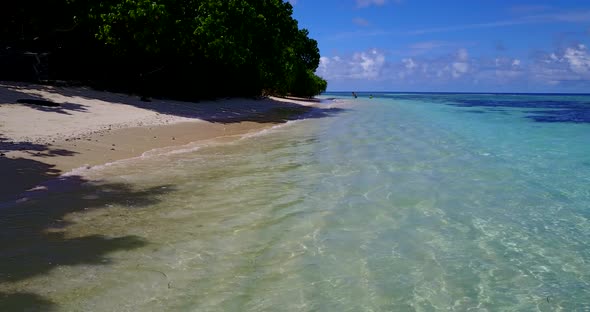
[0,82,317,144]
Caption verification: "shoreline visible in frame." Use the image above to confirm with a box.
[0,82,326,202]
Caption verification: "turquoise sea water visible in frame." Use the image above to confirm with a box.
[2,93,590,311]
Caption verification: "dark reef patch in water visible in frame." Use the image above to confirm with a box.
[385,93,590,124]
[462,109,486,114]
[449,99,590,123]
[524,109,590,123]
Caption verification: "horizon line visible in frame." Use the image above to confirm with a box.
[323,90,590,95]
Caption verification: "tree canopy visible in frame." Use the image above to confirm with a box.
[0,0,327,98]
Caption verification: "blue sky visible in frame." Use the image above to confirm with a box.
[289,0,590,93]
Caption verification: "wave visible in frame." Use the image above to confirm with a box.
[0,117,309,210]
[240,120,301,139]
[63,119,303,177]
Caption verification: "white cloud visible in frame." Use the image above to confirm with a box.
[452,62,469,78]
[390,48,474,81]
[456,48,469,61]
[407,10,590,35]
[405,41,461,56]
[450,49,470,78]
[352,17,370,27]
[318,56,330,72]
[402,58,416,70]
[321,44,590,91]
[476,57,524,83]
[538,11,590,23]
[331,10,590,41]
[410,41,444,50]
[356,0,386,8]
[563,44,590,74]
[512,59,521,67]
[319,48,476,83]
[531,44,590,85]
[318,49,386,80]
[353,49,386,79]
[288,0,297,5]
[509,5,552,15]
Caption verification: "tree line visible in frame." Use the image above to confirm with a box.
[0,0,327,98]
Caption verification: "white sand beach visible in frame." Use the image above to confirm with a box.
[0,82,320,201]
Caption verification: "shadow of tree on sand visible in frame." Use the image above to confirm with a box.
[1,81,346,123]
[0,142,175,310]
[0,292,56,311]
[0,136,77,201]
[0,82,88,115]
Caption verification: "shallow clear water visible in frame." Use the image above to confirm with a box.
[2,93,590,311]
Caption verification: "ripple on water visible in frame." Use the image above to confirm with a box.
[3,96,590,310]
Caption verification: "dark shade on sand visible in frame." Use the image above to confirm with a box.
[0,135,178,309]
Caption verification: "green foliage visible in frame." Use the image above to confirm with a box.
[289,68,328,98]
[96,0,170,54]
[0,0,327,98]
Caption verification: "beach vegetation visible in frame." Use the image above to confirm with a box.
[0,0,327,98]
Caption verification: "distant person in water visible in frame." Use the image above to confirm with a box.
[369,94,373,99]
[352,92,358,98]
